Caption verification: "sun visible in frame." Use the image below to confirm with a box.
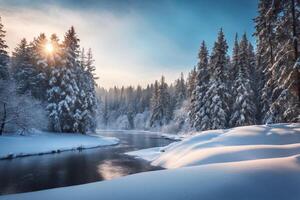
[45,42,54,53]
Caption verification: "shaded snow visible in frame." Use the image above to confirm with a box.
[0,131,119,159]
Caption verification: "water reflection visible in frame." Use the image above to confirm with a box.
[0,131,172,195]
[98,160,128,180]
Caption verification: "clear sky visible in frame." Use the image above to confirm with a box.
[0,0,258,88]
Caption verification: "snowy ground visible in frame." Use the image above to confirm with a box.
[1,123,300,200]
[0,131,119,159]
[128,123,300,168]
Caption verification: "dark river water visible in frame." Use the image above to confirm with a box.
[0,131,173,195]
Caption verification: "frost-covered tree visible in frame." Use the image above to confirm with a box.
[174,73,187,108]
[205,29,230,129]
[254,0,279,122]
[230,33,240,90]
[11,39,36,94]
[0,80,48,135]
[46,34,65,132]
[189,41,211,131]
[81,48,98,132]
[187,67,197,98]
[263,0,300,123]
[255,0,300,123]
[48,27,81,133]
[230,34,257,127]
[30,33,49,100]
[0,17,9,80]
[150,77,172,127]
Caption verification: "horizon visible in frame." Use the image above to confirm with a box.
[0,0,258,88]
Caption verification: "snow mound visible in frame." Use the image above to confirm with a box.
[127,123,300,168]
[0,131,119,159]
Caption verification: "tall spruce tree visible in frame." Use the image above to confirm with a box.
[57,27,81,132]
[229,34,256,127]
[150,77,172,127]
[205,29,230,130]
[31,33,49,100]
[11,39,36,94]
[254,0,278,123]
[264,0,300,123]
[47,34,64,132]
[174,73,187,108]
[189,41,210,131]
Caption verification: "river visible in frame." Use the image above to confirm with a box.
[0,130,173,195]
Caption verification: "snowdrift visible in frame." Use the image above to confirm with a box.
[128,123,300,168]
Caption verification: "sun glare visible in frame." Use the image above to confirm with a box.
[45,42,54,53]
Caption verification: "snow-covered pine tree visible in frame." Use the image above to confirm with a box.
[0,17,9,80]
[59,27,81,133]
[205,29,230,130]
[149,77,172,127]
[47,34,64,132]
[174,72,187,108]
[81,48,98,132]
[11,38,36,94]
[263,0,300,123]
[140,84,151,112]
[135,85,143,113]
[229,33,257,127]
[189,41,211,131]
[254,0,278,123]
[187,67,197,98]
[160,76,173,125]
[230,33,240,91]
[150,80,160,127]
[31,33,49,100]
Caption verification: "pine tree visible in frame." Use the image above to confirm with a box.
[254,0,278,123]
[82,48,98,132]
[205,29,230,129]
[30,33,50,100]
[187,67,197,98]
[229,34,257,127]
[150,80,160,127]
[58,27,81,133]
[263,0,300,123]
[174,73,187,108]
[0,17,9,80]
[150,77,172,127]
[189,41,211,131]
[47,34,64,132]
[11,38,36,94]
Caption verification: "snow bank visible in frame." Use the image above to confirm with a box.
[1,155,300,200]
[0,131,119,159]
[127,123,300,168]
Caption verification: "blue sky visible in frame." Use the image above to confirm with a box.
[0,0,258,88]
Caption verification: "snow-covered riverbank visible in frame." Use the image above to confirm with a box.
[0,131,119,159]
